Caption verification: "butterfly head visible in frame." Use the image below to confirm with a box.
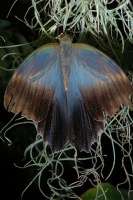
[58,33,72,44]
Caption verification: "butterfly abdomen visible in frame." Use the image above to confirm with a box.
[60,38,72,93]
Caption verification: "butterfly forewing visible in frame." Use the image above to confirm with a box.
[67,43,133,152]
[74,44,133,116]
[4,44,58,121]
[4,43,68,151]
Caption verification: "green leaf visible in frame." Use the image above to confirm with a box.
[79,182,133,200]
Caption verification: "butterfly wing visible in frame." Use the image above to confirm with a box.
[4,44,67,151]
[68,44,133,152]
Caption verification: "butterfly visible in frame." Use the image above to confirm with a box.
[4,33,133,152]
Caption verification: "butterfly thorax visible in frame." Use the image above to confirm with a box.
[60,41,72,93]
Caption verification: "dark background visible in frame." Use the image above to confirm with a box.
[0,1,46,199]
[0,1,133,200]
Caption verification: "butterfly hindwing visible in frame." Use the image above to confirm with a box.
[68,52,104,152]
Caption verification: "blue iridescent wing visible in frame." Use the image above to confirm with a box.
[68,44,133,152]
[4,44,67,151]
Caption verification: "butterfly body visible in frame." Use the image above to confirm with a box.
[4,34,133,152]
